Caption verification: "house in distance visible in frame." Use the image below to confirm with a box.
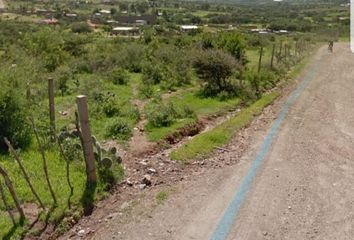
[111,26,139,36]
[180,25,199,33]
[116,15,157,25]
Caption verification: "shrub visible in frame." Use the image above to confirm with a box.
[102,96,120,118]
[142,62,164,85]
[105,118,132,141]
[0,90,31,152]
[194,49,240,97]
[98,162,124,190]
[146,102,177,128]
[120,43,144,72]
[71,22,92,34]
[245,70,278,99]
[110,68,129,85]
[120,104,140,123]
[217,32,247,65]
[55,65,73,96]
[139,83,155,99]
[182,105,196,118]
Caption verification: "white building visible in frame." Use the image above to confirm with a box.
[180,25,199,32]
[112,27,139,35]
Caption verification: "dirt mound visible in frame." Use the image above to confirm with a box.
[164,120,205,144]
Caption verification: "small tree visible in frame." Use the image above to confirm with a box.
[0,89,31,152]
[55,65,73,96]
[217,32,247,66]
[71,22,92,34]
[193,49,240,97]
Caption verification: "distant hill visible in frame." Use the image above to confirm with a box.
[184,0,347,4]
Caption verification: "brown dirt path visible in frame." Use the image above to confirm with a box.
[60,43,354,240]
[228,43,354,240]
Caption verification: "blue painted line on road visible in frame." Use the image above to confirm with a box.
[210,62,321,240]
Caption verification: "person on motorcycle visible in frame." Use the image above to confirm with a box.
[328,40,334,52]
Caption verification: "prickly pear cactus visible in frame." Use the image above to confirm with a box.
[91,136,123,170]
[101,158,113,168]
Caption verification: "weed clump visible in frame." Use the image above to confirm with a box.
[105,117,132,141]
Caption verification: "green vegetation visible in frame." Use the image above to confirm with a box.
[0,87,32,152]
[170,92,280,163]
[0,0,349,238]
[156,190,169,204]
[0,145,84,238]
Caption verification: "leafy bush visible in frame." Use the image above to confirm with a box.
[105,118,132,141]
[142,62,164,85]
[71,22,92,34]
[217,32,247,65]
[146,102,178,128]
[120,43,145,72]
[139,83,155,99]
[55,65,73,96]
[24,28,69,72]
[0,90,31,152]
[98,162,124,190]
[194,49,240,97]
[142,46,193,90]
[120,104,140,123]
[102,96,120,118]
[246,70,278,98]
[110,68,129,85]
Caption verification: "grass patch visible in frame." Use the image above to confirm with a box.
[0,141,124,238]
[145,91,241,142]
[169,91,241,117]
[0,146,85,238]
[170,92,280,163]
[156,191,169,204]
[246,47,272,70]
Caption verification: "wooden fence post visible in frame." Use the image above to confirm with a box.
[0,181,16,225]
[294,41,298,57]
[48,77,56,140]
[30,117,57,205]
[76,95,97,184]
[4,137,45,210]
[257,46,263,74]
[0,164,25,222]
[270,43,276,69]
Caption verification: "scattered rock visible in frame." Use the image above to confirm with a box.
[126,178,133,186]
[139,184,147,190]
[263,231,268,236]
[120,202,130,210]
[107,213,118,219]
[142,175,152,186]
[77,229,85,237]
[60,111,69,116]
[147,168,157,174]
[139,160,148,166]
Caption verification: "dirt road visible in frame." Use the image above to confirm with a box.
[68,43,354,240]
